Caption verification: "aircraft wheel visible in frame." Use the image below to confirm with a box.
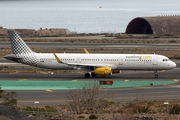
[154,74,158,78]
[85,73,90,78]
[91,72,96,78]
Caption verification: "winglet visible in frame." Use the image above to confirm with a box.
[84,48,89,54]
[53,53,62,63]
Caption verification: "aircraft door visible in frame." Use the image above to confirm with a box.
[153,56,158,65]
[119,56,123,65]
[76,57,81,63]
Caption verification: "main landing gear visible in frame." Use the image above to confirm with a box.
[84,72,96,78]
[85,73,90,78]
[91,72,96,78]
[154,71,158,78]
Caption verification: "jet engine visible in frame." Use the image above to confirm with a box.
[94,67,111,76]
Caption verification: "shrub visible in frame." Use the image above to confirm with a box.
[89,114,98,119]
[170,104,180,114]
[78,115,86,118]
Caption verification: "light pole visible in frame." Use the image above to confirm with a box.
[34,101,40,116]
[164,102,169,114]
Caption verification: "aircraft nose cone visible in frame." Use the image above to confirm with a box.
[171,61,176,68]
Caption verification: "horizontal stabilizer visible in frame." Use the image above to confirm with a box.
[4,54,23,62]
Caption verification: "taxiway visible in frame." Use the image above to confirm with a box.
[0,66,179,105]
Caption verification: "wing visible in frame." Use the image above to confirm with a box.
[53,53,113,68]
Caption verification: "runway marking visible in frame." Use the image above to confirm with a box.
[136,91,180,95]
[114,90,180,96]
[133,86,152,88]
[18,99,66,103]
[18,79,28,81]
[173,79,179,82]
[159,70,165,72]
[72,79,78,82]
[113,94,180,100]
[46,89,53,92]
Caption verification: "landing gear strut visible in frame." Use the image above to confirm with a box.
[154,71,158,78]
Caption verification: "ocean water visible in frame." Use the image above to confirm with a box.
[0,0,180,33]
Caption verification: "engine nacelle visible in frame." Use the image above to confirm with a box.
[94,67,111,76]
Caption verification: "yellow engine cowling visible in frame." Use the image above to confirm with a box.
[94,67,111,76]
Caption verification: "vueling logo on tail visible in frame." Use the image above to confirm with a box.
[6,30,43,67]
[15,37,19,41]
[8,30,33,54]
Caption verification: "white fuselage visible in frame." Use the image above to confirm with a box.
[33,53,176,71]
[6,30,177,78]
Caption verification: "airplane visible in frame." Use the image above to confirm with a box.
[5,30,176,78]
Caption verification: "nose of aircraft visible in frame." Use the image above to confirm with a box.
[171,61,176,68]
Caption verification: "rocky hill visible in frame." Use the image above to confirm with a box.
[0,26,71,37]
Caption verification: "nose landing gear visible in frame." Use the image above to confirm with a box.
[154,71,158,78]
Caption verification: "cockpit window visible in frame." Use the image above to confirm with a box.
[163,59,169,62]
